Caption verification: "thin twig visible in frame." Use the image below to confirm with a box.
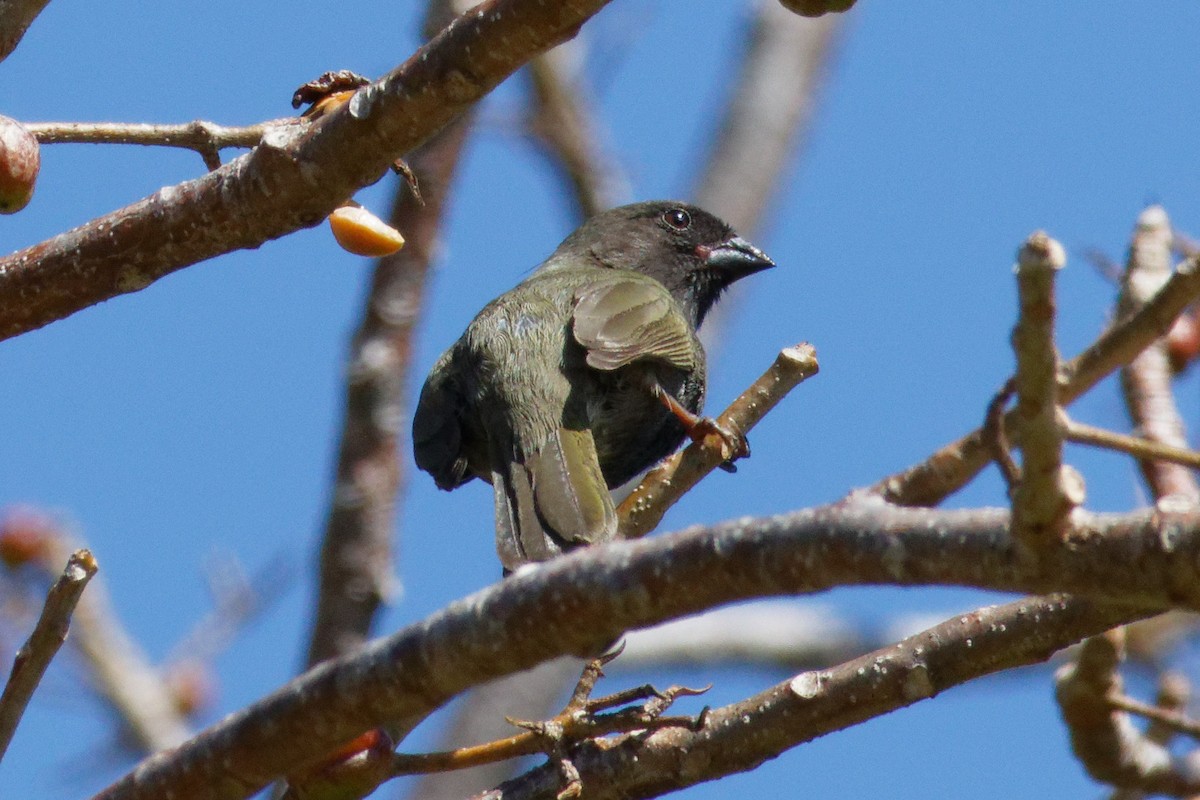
[982,379,1020,492]
[1064,418,1200,471]
[0,509,192,752]
[618,343,819,539]
[24,119,297,171]
[0,549,97,762]
[1105,692,1200,741]
[1010,232,1079,545]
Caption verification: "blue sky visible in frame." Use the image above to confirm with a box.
[2,2,1199,797]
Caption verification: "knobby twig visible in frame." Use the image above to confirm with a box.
[23,119,297,171]
[0,549,96,762]
[0,0,51,62]
[93,501,1200,800]
[1009,232,1080,546]
[618,343,819,539]
[305,115,475,668]
[1117,206,1200,505]
[875,253,1200,507]
[527,40,626,217]
[1056,629,1200,795]
[0,0,620,342]
[478,595,1146,800]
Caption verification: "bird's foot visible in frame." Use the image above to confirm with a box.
[649,380,750,469]
[688,416,750,470]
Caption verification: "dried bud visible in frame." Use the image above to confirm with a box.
[164,660,217,717]
[778,0,857,16]
[0,115,39,214]
[328,205,405,257]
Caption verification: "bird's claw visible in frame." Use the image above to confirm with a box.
[690,417,750,466]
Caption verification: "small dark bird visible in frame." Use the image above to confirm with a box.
[412,201,775,570]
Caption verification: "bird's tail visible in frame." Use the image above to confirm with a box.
[493,427,618,571]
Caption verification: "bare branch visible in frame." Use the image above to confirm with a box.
[1010,232,1080,545]
[982,379,1020,492]
[306,116,475,668]
[92,502,1200,800]
[692,1,843,232]
[481,595,1143,800]
[618,343,818,539]
[1056,629,1200,795]
[527,41,627,217]
[24,119,297,171]
[0,509,192,752]
[0,0,51,62]
[0,0,619,342]
[876,253,1200,507]
[1118,206,1200,504]
[0,549,96,762]
[618,601,867,669]
[1065,418,1200,472]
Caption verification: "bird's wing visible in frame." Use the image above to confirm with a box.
[571,276,697,372]
[412,348,472,490]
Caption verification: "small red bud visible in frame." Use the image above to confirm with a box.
[164,660,217,717]
[1167,312,1200,374]
[0,508,55,568]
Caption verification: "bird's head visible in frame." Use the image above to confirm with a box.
[552,200,775,328]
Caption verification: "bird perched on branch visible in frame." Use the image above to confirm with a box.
[413,201,775,570]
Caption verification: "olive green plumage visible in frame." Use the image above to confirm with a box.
[413,201,774,570]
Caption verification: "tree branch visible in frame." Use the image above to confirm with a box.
[0,0,51,62]
[0,549,96,762]
[1009,232,1083,548]
[23,119,296,171]
[618,343,819,538]
[94,501,1200,800]
[480,594,1144,800]
[526,41,626,217]
[305,116,475,668]
[1056,629,1200,795]
[1118,206,1200,504]
[692,1,843,232]
[0,0,616,342]
[876,253,1200,507]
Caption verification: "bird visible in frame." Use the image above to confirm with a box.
[412,200,775,570]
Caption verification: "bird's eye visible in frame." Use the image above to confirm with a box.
[663,208,691,230]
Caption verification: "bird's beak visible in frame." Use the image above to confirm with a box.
[699,236,776,278]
